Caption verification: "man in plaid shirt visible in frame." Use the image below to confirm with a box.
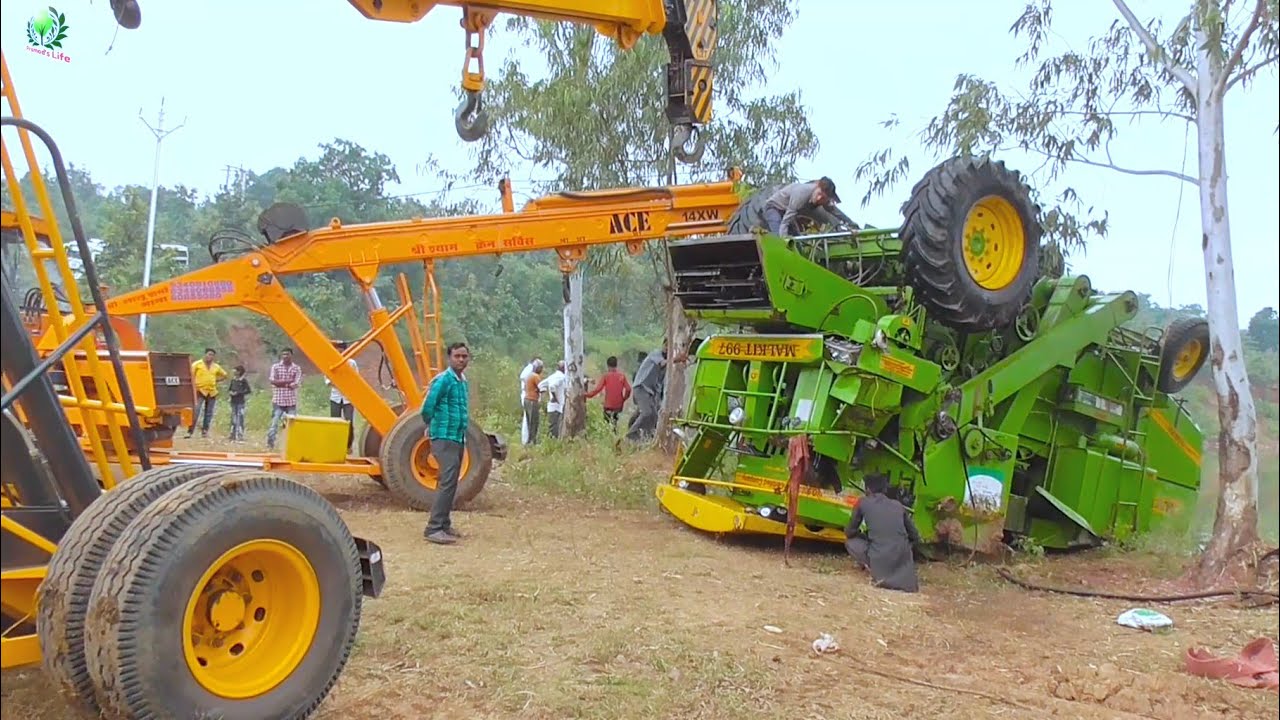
[420,342,472,545]
[266,347,303,451]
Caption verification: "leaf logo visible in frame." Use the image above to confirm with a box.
[27,7,70,50]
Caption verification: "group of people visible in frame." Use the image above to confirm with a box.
[515,348,672,445]
[184,345,358,453]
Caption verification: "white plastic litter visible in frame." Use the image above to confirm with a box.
[811,633,840,655]
[762,625,784,634]
[1116,608,1174,632]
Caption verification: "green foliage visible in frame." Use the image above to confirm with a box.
[1246,306,1279,352]
[853,0,1278,252]
[471,0,817,191]
[6,135,672,384]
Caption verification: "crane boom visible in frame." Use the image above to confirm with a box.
[102,178,740,319]
[76,177,740,437]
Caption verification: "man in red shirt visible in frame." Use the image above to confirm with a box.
[586,355,632,432]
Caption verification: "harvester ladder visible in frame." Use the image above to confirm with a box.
[715,360,793,454]
[1108,345,1153,534]
[1,52,149,485]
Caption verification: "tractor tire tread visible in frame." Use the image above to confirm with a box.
[36,463,224,714]
[900,156,1042,332]
[83,471,361,720]
[1157,316,1211,394]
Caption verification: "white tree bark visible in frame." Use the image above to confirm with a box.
[561,269,587,438]
[656,293,693,454]
[1193,31,1261,579]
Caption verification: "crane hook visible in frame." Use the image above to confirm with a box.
[455,90,489,143]
[671,124,705,165]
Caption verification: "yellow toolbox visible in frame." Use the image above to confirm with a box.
[283,415,351,464]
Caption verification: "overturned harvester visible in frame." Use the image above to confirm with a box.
[656,157,1207,553]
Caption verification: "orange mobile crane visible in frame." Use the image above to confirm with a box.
[17,0,726,519]
[74,178,741,511]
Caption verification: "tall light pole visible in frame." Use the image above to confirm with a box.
[138,97,185,338]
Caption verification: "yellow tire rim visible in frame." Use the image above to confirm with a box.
[411,436,471,491]
[183,540,321,699]
[962,195,1026,291]
[1172,338,1203,380]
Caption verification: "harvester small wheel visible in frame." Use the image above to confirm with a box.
[901,156,1042,332]
[83,471,362,720]
[37,463,225,714]
[378,412,492,511]
[1157,317,1210,393]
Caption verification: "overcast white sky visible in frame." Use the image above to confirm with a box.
[3,0,1277,323]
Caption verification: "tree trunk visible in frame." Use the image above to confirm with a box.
[656,292,693,455]
[1193,50,1261,584]
[561,269,587,438]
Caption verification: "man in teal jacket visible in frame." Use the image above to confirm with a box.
[420,342,472,545]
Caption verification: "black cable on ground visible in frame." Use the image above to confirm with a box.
[996,567,1279,603]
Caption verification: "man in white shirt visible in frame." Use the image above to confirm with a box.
[325,341,359,454]
[539,360,568,439]
[519,356,541,445]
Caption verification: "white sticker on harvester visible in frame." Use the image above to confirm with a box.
[964,473,1004,512]
[795,399,814,422]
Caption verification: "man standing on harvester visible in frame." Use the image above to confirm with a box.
[420,341,472,546]
[765,177,859,237]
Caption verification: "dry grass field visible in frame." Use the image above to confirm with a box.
[2,442,1276,719]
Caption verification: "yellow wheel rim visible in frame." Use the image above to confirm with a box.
[962,195,1026,290]
[182,540,321,699]
[411,436,471,491]
[1172,338,1203,380]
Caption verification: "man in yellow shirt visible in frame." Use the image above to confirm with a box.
[187,348,228,439]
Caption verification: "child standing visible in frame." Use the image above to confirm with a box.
[228,365,251,442]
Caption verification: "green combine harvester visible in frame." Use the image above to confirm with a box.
[655,156,1208,554]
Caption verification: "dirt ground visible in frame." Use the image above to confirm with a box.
[3,463,1277,720]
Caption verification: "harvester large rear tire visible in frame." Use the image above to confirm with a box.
[37,463,225,714]
[901,156,1042,332]
[378,413,492,511]
[1157,316,1210,394]
[83,471,362,720]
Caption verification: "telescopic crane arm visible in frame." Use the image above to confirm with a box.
[103,177,741,320]
[106,1,717,163]
[344,1,717,162]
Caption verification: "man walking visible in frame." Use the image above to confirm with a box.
[539,360,568,439]
[522,359,544,445]
[626,348,667,442]
[186,348,227,439]
[421,342,472,545]
[519,356,541,444]
[325,340,359,454]
[265,347,302,451]
[586,355,632,431]
[764,177,859,237]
